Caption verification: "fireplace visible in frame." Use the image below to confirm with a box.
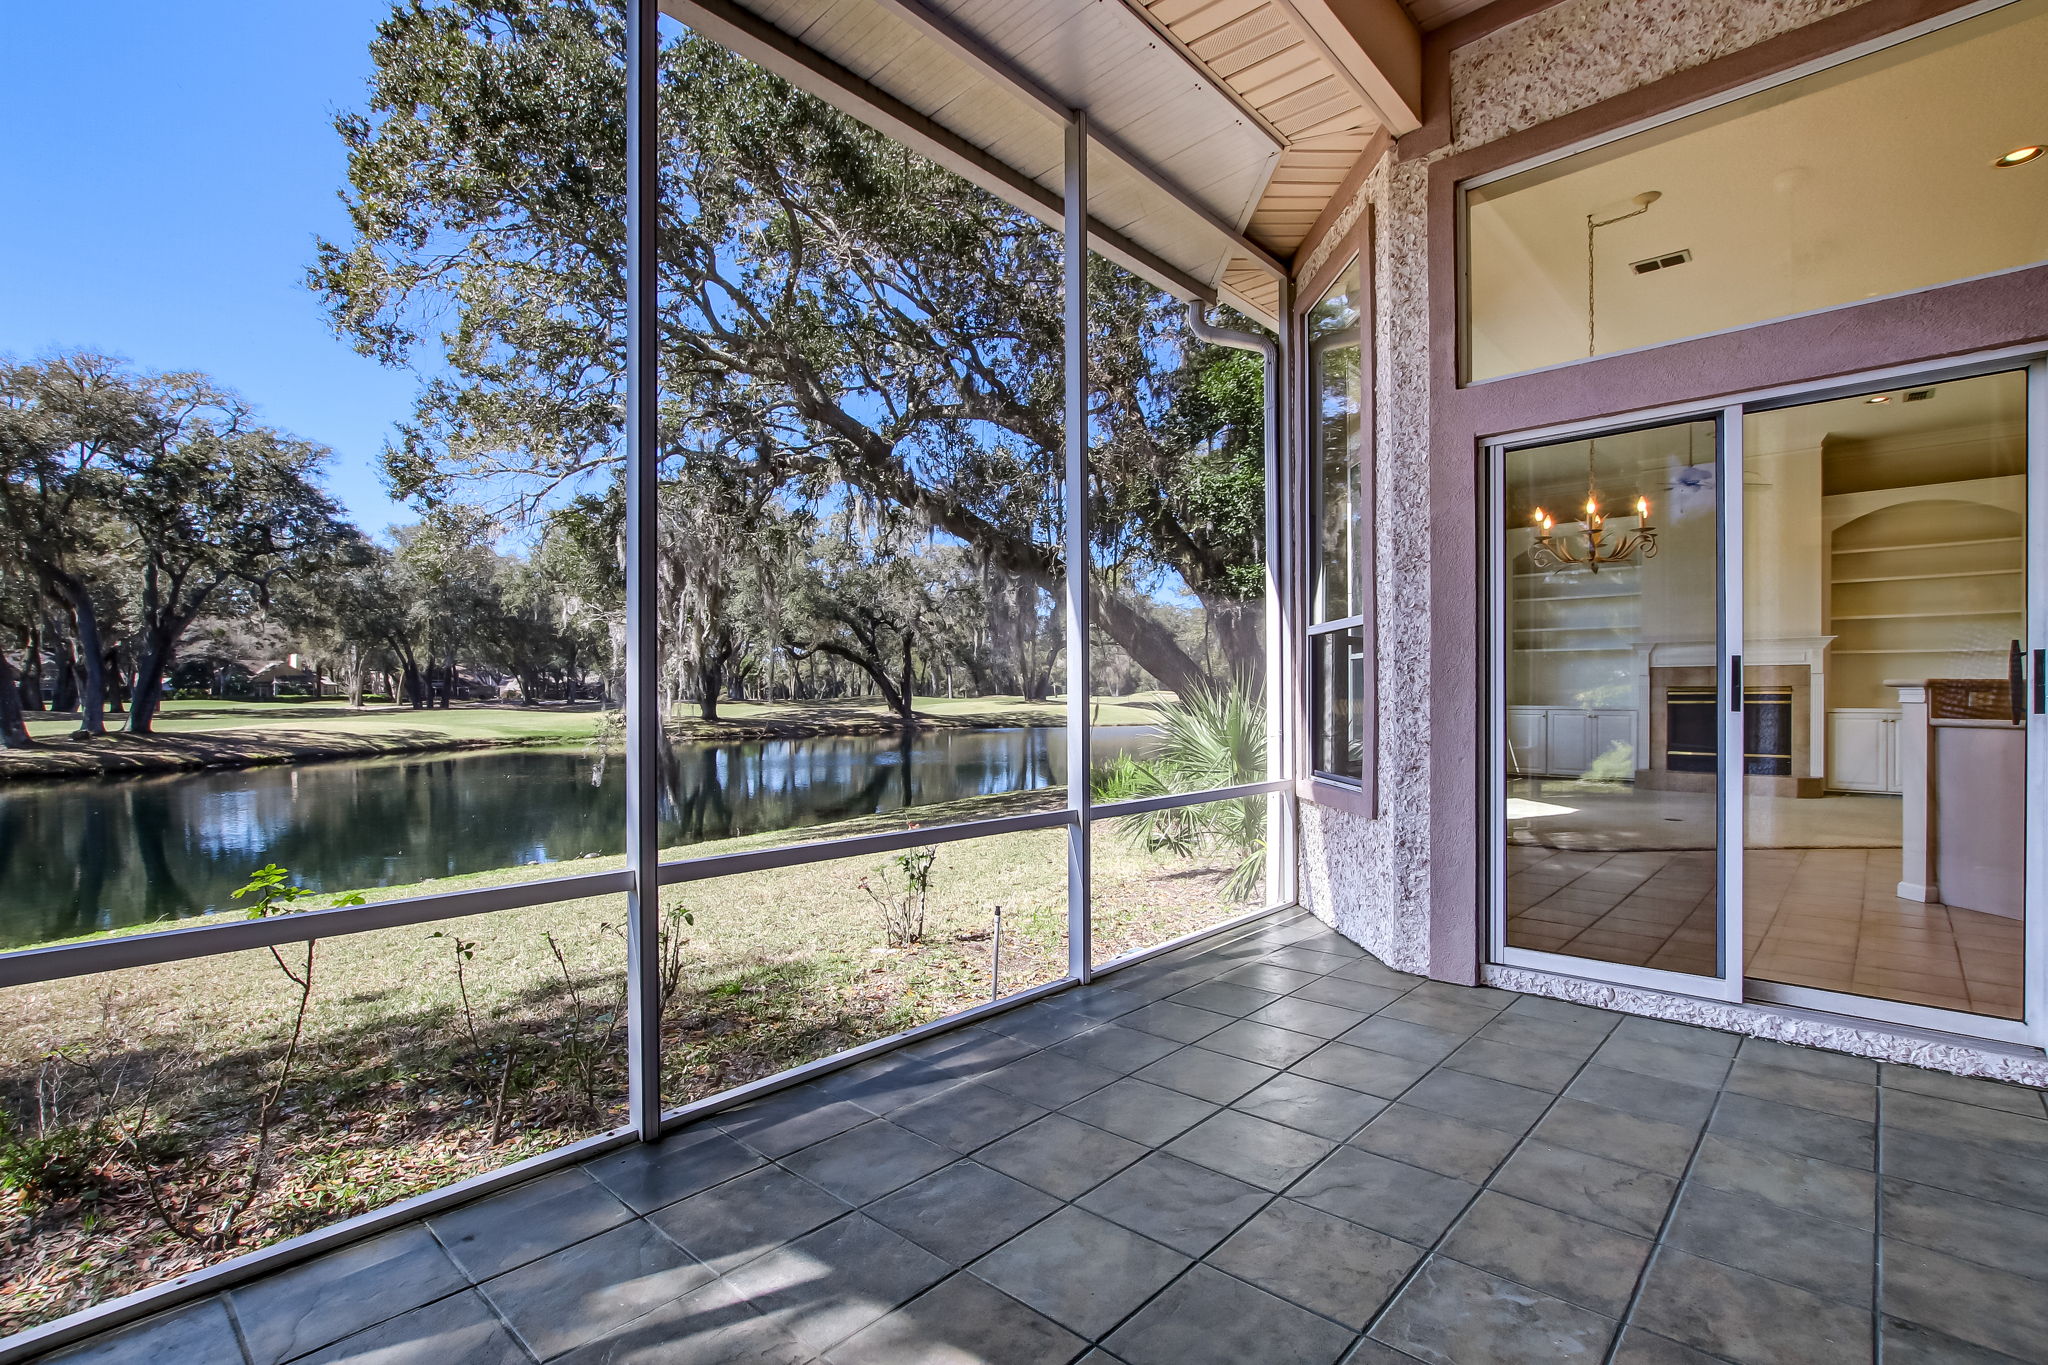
[1642,660,1821,796]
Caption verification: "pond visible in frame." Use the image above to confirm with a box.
[0,725,1149,950]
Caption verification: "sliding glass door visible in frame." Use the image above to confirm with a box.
[1492,361,2045,1043]
[1492,415,1739,997]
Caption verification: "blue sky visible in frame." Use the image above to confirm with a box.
[0,2,417,535]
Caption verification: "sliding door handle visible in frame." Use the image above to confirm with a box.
[2011,641,2025,725]
[2036,648,2045,716]
[1729,656,1742,712]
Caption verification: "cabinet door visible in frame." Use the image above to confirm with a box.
[1506,709,1548,775]
[1546,711,1593,776]
[1592,711,1636,772]
[1827,711,1897,792]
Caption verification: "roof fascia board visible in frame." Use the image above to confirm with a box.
[870,0,1288,279]
[1280,0,1424,134]
[664,0,1218,302]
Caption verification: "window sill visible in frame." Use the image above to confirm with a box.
[1299,776,1375,818]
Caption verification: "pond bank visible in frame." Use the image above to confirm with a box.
[0,697,1153,784]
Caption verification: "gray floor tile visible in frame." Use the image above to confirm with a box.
[1662,1184,1872,1305]
[1608,1017,1740,1057]
[1052,1024,1184,1075]
[551,1278,809,1363]
[1882,1065,2047,1118]
[1723,1057,1875,1122]
[40,1298,243,1365]
[230,1225,468,1365]
[1689,1134,1875,1228]
[1078,1151,1270,1256]
[484,1218,710,1360]
[1883,1127,2048,1217]
[647,1163,851,1273]
[1369,1257,1616,1365]
[1881,1316,2034,1365]
[1164,1109,1333,1190]
[1292,1041,1434,1099]
[1608,1327,1733,1364]
[1117,1000,1233,1043]
[825,1054,983,1114]
[1336,1017,1465,1065]
[1350,1104,1519,1184]
[889,1081,1047,1154]
[1342,1339,1428,1364]
[1207,1198,1420,1329]
[1291,1147,1478,1245]
[292,1290,526,1365]
[1634,1247,1872,1365]
[1104,1263,1356,1365]
[780,1120,959,1205]
[1259,947,1358,976]
[1049,986,1149,1022]
[977,1112,1148,1199]
[1398,1069,1553,1136]
[1062,1076,1220,1145]
[725,1213,949,1353]
[1884,1089,2048,1159]
[1491,1140,1677,1238]
[1439,1037,1582,1093]
[1737,1037,1877,1085]
[862,1160,1060,1265]
[1470,1013,1607,1062]
[1290,976,1407,1014]
[1709,1092,1875,1169]
[1499,995,1619,1036]
[1528,1097,1702,1177]
[1168,980,1285,1018]
[429,1167,634,1282]
[716,1086,875,1158]
[1233,1073,1389,1140]
[1198,1018,1327,1068]
[1133,1045,1278,1104]
[969,1207,1189,1338]
[1882,1174,2048,1281]
[1376,994,1498,1038]
[1327,956,1421,990]
[980,1049,1122,1108]
[1440,1191,1652,1317]
[824,1272,1086,1365]
[1565,1065,1719,1127]
[587,1128,765,1214]
[1591,1036,1735,1092]
[1219,963,1325,995]
[1882,1237,2048,1361]
[980,1004,1100,1048]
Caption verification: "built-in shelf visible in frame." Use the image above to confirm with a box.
[1511,566,1639,580]
[1833,569,2021,584]
[1515,591,1641,604]
[1512,625,1633,634]
[1831,536,2021,555]
[1829,609,2022,621]
[1518,646,1635,654]
[1832,647,2006,656]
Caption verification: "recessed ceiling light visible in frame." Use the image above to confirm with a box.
[1865,394,1892,404]
[1994,144,2044,167]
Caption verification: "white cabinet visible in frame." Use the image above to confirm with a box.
[1508,707,1637,778]
[1826,709,1899,793]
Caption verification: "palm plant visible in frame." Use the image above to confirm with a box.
[1092,681,1267,900]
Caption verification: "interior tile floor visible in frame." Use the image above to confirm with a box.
[39,908,2048,1365]
[1507,846,2025,1018]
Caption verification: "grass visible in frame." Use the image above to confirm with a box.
[0,789,1259,1334]
[3,693,1169,782]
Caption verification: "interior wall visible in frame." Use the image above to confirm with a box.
[1294,0,1896,977]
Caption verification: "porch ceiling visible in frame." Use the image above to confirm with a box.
[661,0,1426,324]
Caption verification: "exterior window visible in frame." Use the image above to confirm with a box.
[1464,0,2048,381]
[1307,257,1368,784]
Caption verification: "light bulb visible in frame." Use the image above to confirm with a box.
[1635,496,1649,520]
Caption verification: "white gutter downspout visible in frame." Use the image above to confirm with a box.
[1184,302,1296,907]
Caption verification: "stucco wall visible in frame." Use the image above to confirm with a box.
[1295,0,1877,971]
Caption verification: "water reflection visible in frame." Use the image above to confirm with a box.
[0,726,1140,948]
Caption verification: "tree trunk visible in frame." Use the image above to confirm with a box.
[0,648,32,747]
[19,627,43,710]
[53,581,108,734]
[897,632,915,722]
[127,630,173,734]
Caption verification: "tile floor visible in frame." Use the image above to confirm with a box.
[39,908,2048,1365]
[1507,846,2024,1017]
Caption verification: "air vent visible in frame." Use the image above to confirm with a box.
[1903,389,1935,402]
[1629,250,1692,275]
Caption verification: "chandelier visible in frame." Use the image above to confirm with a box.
[1529,446,1657,573]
